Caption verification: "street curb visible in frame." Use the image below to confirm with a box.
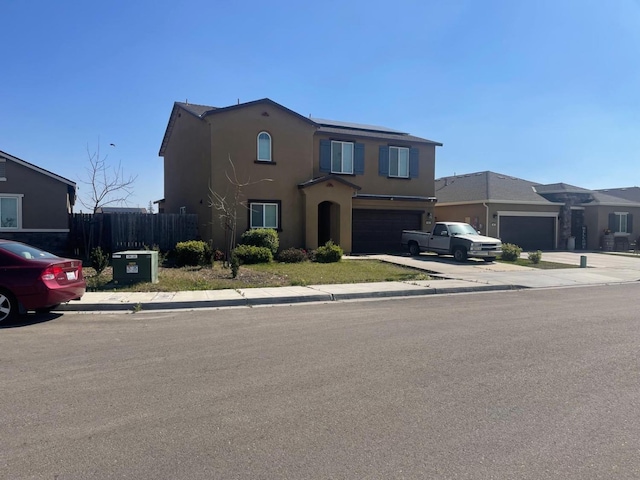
[55,284,522,312]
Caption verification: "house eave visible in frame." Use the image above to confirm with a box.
[0,150,76,187]
[436,199,564,207]
[355,193,437,202]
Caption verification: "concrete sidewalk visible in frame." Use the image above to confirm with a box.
[56,251,640,313]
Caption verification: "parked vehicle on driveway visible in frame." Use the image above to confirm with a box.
[0,240,85,322]
[401,222,502,262]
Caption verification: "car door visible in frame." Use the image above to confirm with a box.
[429,224,451,253]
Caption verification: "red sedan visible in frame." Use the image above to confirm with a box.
[0,240,86,322]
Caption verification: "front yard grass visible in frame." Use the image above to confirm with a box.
[84,259,432,292]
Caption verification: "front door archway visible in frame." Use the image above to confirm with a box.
[318,201,339,246]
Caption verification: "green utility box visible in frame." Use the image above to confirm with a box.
[112,250,159,284]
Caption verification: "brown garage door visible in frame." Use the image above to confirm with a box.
[352,209,422,253]
[499,216,555,250]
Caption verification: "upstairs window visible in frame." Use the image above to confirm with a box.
[0,160,6,180]
[257,132,272,162]
[250,202,278,229]
[0,196,20,229]
[389,146,409,178]
[331,141,353,174]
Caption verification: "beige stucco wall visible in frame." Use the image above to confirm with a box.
[585,205,640,249]
[1,160,70,230]
[436,203,561,239]
[313,134,436,198]
[300,180,357,252]
[162,110,211,238]
[207,104,316,250]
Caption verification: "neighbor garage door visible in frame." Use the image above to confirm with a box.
[352,209,422,253]
[499,216,555,250]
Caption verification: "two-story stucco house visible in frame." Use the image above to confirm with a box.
[0,149,77,254]
[159,98,441,254]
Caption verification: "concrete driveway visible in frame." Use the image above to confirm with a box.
[354,251,640,289]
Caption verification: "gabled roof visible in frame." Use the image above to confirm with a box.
[95,207,149,214]
[311,118,407,135]
[533,183,593,194]
[159,98,442,155]
[435,171,640,208]
[596,186,640,203]
[435,171,556,204]
[298,174,361,191]
[0,149,76,187]
[159,98,318,157]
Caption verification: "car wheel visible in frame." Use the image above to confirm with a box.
[483,257,496,263]
[35,304,61,314]
[0,289,18,323]
[453,247,467,262]
[408,242,420,256]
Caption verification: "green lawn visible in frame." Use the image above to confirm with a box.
[85,259,432,292]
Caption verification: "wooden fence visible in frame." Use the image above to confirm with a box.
[69,213,200,256]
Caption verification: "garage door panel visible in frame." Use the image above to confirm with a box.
[500,216,555,250]
[352,210,422,253]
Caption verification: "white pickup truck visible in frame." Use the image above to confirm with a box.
[401,221,502,262]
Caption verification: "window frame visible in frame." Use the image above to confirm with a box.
[0,194,22,230]
[257,131,272,162]
[388,146,410,178]
[330,140,354,174]
[614,212,628,233]
[249,200,281,230]
[0,159,6,181]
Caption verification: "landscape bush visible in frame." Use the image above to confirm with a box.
[528,250,542,264]
[232,244,273,264]
[314,241,343,263]
[240,228,279,255]
[175,240,207,266]
[276,247,308,263]
[500,243,522,262]
[90,246,109,276]
[203,242,225,264]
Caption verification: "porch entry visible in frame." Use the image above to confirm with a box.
[318,201,340,246]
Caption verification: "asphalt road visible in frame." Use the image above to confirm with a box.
[2,285,640,479]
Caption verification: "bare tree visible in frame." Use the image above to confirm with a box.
[78,141,138,213]
[209,156,272,264]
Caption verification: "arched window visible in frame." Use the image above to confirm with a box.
[257,132,272,162]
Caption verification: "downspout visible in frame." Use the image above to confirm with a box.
[483,202,489,236]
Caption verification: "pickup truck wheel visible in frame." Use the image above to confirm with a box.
[453,247,467,262]
[408,242,420,256]
[483,257,496,263]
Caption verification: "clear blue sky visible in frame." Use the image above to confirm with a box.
[2,0,639,211]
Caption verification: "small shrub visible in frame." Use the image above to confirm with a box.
[501,243,522,262]
[175,240,207,266]
[230,252,240,278]
[90,246,109,276]
[528,250,542,264]
[277,247,308,263]
[144,244,168,266]
[314,241,343,263]
[240,228,279,255]
[232,244,273,264]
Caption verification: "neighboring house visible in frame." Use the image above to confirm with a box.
[95,207,149,214]
[0,149,76,254]
[434,171,640,251]
[596,186,640,203]
[159,98,441,253]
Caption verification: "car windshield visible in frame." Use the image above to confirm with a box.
[0,243,59,260]
[448,224,479,236]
